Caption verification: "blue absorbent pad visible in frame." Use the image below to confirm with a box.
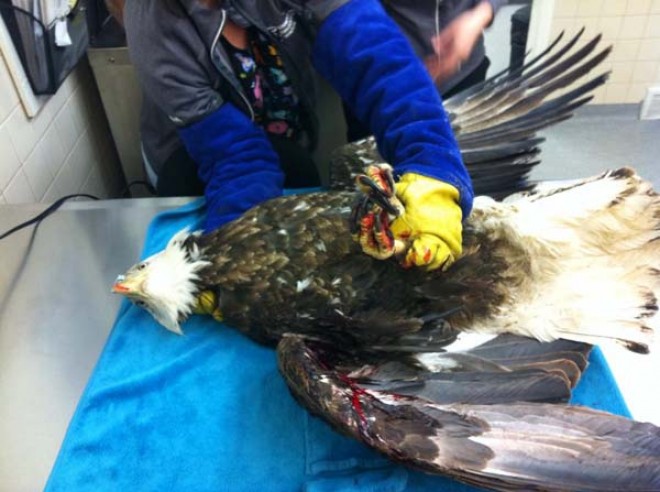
[46,198,631,492]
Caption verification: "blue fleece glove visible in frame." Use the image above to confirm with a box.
[178,103,284,232]
[312,0,473,217]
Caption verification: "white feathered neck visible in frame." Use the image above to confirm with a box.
[141,229,211,334]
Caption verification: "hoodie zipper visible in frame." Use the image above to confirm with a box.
[226,3,315,107]
[210,9,256,121]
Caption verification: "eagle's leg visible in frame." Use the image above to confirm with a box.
[191,290,224,322]
[355,164,401,214]
[351,164,407,260]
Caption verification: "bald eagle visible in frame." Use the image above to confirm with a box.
[111,30,660,490]
[113,166,660,491]
[114,167,658,350]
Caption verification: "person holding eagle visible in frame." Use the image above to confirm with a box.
[107,0,505,272]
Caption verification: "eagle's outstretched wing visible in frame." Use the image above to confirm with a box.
[278,334,660,492]
[329,30,612,199]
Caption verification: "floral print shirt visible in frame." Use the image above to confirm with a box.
[222,28,302,140]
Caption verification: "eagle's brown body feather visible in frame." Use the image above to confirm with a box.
[188,167,658,354]
[191,191,519,348]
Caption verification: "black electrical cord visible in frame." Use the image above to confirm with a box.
[0,194,100,241]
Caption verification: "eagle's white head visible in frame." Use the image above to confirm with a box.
[112,229,211,334]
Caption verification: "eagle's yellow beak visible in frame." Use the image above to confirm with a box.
[111,282,130,294]
[111,274,141,295]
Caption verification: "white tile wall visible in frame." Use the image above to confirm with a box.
[601,1,627,16]
[23,138,53,199]
[576,0,604,18]
[0,53,123,204]
[4,169,36,204]
[639,38,660,60]
[610,39,641,61]
[627,0,653,15]
[619,16,649,39]
[549,0,660,104]
[554,0,578,17]
[55,130,96,196]
[597,16,622,39]
[53,102,81,160]
[6,105,39,163]
[646,15,660,37]
[0,125,20,190]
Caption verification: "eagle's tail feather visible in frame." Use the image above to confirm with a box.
[503,168,659,353]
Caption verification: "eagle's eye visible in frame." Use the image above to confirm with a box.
[136,300,146,307]
[137,263,146,271]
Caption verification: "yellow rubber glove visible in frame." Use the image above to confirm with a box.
[390,173,463,271]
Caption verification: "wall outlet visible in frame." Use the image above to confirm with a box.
[639,86,660,120]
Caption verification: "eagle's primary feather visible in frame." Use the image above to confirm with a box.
[278,334,660,492]
[330,30,613,199]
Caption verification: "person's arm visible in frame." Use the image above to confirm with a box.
[124,3,283,232]
[176,18,283,231]
[104,0,125,26]
[178,103,284,231]
[424,0,499,83]
[312,0,472,270]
